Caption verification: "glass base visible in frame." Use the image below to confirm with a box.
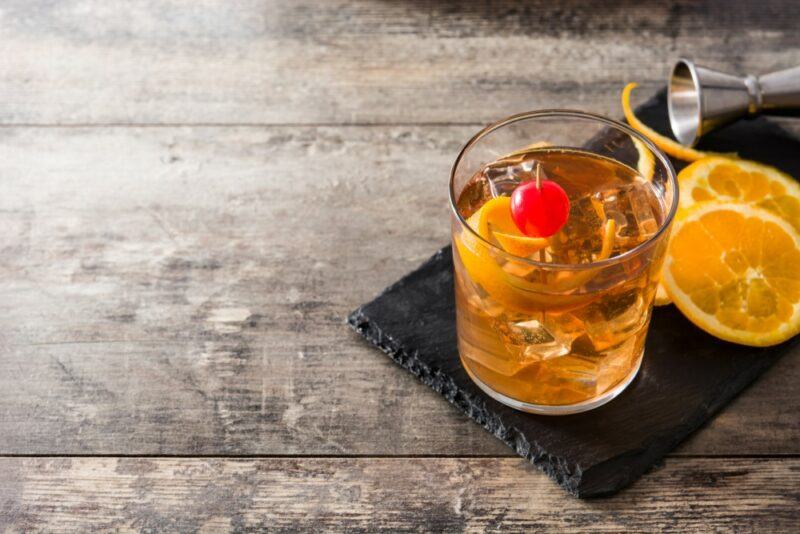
[462,350,643,416]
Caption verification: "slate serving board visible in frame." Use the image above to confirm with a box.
[347,91,800,498]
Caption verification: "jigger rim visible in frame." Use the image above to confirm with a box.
[668,58,703,147]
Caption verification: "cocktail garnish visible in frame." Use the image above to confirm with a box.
[598,218,617,260]
[677,156,800,232]
[662,202,800,346]
[510,165,570,238]
[470,196,548,257]
[622,82,709,162]
[632,136,655,181]
[656,154,800,308]
[492,231,548,257]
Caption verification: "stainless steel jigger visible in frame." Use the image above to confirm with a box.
[668,59,800,147]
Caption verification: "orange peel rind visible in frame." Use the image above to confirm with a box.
[599,218,617,259]
[622,82,709,162]
[632,136,655,181]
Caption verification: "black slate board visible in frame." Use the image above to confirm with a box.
[347,91,800,498]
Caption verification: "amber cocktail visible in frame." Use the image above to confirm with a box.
[450,111,677,415]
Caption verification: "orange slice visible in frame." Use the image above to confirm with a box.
[478,196,548,256]
[678,156,800,232]
[493,231,548,257]
[662,202,800,346]
[621,83,709,162]
[454,197,544,313]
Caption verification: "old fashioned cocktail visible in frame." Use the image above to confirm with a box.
[450,111,677,414]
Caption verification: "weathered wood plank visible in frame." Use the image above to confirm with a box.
[0,457,798,531]
[0,125,797,456]
[1,0,799,124]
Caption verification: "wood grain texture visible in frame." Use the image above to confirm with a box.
[2,0,800,527]
[1,125,798,456]
[1,457,798,532]
[2,0,800,124]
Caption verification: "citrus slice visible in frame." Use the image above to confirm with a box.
[454,197,547,313]
[677,156,800,232]
[621,83,708,162]
[474,195,513,238]
[493,231,548,257]
[473,196,548,256]
[662,202,800,346]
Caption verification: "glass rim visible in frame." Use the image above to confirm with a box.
[448,109,679,271]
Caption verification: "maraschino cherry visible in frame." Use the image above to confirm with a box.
[510,166,570,238]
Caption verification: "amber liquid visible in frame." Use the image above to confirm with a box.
[453,148,667,407]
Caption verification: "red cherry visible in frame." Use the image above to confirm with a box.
[510,180,570,237]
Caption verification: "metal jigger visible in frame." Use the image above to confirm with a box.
[668,59,800,146]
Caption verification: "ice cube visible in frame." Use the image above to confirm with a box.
[459,330,534,378]
[595,337,638,393]
[549,194,606,263]
[482,154,539,198]
[510,319,556,344]
[628,182,660,238]
[456,173,493,217]
[582,289,648,352]
[457,271,507,319]
[597,181,660,250]
[467,293,505,319]
[499,313,583,362]
[536,354,600,395]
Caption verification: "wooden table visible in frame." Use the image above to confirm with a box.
[1,1,799,530]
